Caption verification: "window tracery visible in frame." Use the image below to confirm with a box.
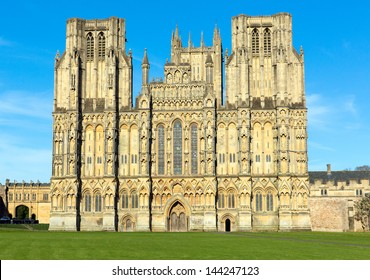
[263,28,271,54]
[98,32,105,59]
[252,28,259,54]
[173,120,182,174]
[86,33,94,61]
[191,124,198,174]
[158,125,165,175]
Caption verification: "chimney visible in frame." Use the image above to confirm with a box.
[327,164,332,176]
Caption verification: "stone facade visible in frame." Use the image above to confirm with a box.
[3,164,369,231]
[309,165,370,232]
[0,179,50,223]
[49,13,312,232]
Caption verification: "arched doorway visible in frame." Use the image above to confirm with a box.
[225,218,231,232]
[15,205,29,219]
[169,201,187,232]
[121,216,135,232]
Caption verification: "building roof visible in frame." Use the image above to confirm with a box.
[309,171,370,184]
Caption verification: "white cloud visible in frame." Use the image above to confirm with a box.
[0,90,52,119]
[306,93,332,129]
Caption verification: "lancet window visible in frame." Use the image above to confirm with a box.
[121,192,129,208]
[191,124,198,174]
[98,32,105,59]
[95,193,102,212]
[86,33,94,61]
[266,192,273,211]
[252,28,259,54]
[158,125,165,175]
[255,193,263,211]
[85,193,92,212]
[263,28,271,54]
[173,120,182,175]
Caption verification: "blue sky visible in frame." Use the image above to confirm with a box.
[1,0,369,182]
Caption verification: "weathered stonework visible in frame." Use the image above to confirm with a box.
[0,179,50,223]
[49,13,311,232]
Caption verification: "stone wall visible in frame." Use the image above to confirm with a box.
[309,197,364,232]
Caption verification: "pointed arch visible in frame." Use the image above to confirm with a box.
[263,28,271,54]
[252,28,259,54]
[190,123,198,174]
[157,124,165,175]
[86,32,94,61]
[173,120,182,174]
[98,32,105,59]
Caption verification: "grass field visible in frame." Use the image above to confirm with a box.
[1,225,370,260]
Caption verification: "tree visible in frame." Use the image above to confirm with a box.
[354,193,370,231]
[355,165,370,171]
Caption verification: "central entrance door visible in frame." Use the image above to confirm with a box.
[169,202,187,232]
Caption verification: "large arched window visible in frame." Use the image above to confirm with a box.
[252,28,259,54]
[173,120,182,174]
[158,125,165,175]
[86,32,94,61]
[263,28,271,54]
[98,32,105,59]
[191,124,198,174]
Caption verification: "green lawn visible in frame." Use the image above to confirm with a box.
[0,226,370,260]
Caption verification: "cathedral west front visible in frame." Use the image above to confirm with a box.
[49,13,311,232]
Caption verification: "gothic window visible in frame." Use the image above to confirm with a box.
[256,155,261,162]
[173,120,182,174]
[43,194,49,201]
[252,28,259,54]
[255,193,262,211]
[218,193,225,208]
[121,192,129,208]
[85,193,92,212]
[229,153,236,163]
[191,124,198,174]
[95,194,102,212]
[98,32,105,59]
[266,192,273,211]
[263,28,271,54]
[86,32,94,61]
[131,192,138,208]
[158,125,165,175]
[266,155,271,162]
[228,193,235,209]
[32,194,36,201]
[9,193,13,201]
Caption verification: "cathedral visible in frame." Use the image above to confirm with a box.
[49,13,311,232]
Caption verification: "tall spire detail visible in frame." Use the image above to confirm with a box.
[200,31,204,47]
[188,32,192,48]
